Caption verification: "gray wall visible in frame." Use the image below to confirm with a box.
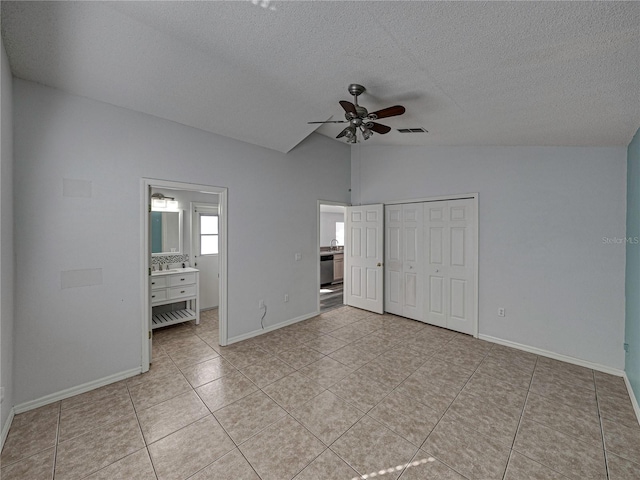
[353,145,627,370]
[1,38,14,434]
[12,80,350,406]
[320,211,344,247]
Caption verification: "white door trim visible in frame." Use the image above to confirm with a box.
[317,200,349,313]
[141,178,228,373]
[385,193,479,338]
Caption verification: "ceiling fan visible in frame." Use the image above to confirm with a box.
[308,84,406,143]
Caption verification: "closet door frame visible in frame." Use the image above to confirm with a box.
[384,193,479,338]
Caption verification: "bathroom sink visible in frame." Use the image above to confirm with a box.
[152,267,198,276]
[152,269,178,275]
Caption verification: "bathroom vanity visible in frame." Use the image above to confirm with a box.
[151,267,200,329]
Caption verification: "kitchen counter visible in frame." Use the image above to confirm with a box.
[320,249,344,257]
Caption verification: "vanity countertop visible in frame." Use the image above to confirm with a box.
[151,267,199,277]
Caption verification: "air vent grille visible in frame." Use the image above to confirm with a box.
[397,128,428,133]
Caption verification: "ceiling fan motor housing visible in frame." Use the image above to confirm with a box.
[348,84,366,97]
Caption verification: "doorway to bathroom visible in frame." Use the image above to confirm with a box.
[141,179,228,372]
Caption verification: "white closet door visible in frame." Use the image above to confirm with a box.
[402,203,424,320]
[425,199,476,335]
[384,203,424,321]
[345,204,384,314]
[385,205,403,316]
[425,203,448,328]
[445,199,475,335]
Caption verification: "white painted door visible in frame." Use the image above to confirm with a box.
[192,203,219,310]
[345,204,384,314]
[385,203,423,321]
[385,205,403,316]
[425,199,476,335]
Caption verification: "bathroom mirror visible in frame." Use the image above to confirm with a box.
[151,210,183,255]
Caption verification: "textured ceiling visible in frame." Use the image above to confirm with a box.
[2,1,639,153]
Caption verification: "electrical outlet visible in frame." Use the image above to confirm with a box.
[498,307,505,317]
[258,299,265,309]
[284,294,289,303]
[294,253,301,261]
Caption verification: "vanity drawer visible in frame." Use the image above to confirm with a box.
[169,273,196,287]
[151,277,168,289]
[169,284,197,300]
[151,289,168,303]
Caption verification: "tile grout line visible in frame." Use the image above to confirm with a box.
[502,354,539,480]
[511,360,604,480]
[315,329,475,480]
[21,308,633,480]
[404,341,497,480]
[594,372,612,480]
[52,401,62,480]
[245,316,431,479]
[125,379,160,480]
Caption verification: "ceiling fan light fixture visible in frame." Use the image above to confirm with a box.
[344,125,357,139]
[360,126,373,140]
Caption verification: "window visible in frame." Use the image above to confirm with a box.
[336,222,344,246]
[200,214,219,255]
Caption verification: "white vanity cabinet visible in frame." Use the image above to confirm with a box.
[151,268,200,329]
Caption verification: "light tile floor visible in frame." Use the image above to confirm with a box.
[2,307,640,480]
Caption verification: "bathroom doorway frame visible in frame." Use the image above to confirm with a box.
[140,178,228,372]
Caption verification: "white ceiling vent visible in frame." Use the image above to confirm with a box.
[397,128,428,133]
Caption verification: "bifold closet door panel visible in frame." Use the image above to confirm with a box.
[402,203,424,321]
[385,205,404,316]
[424,199,475,335]
[384,203,424,322]
[425,202,448,329]
[444,199,475,335]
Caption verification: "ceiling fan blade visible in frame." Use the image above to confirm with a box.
[369,105,406,120]
[307,120,348,124]
[369,122,392,134]
[339,100,358,116]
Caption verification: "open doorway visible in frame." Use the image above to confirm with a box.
[318,202,347,313]
[141,179,228,372]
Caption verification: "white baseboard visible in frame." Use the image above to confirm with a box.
[13,367,141,415]
[623,373,640,426]
[478,334,625,377]
[226,311,320,345]
[1,407,15,451]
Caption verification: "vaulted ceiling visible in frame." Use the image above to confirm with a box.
[2,1,639,153]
